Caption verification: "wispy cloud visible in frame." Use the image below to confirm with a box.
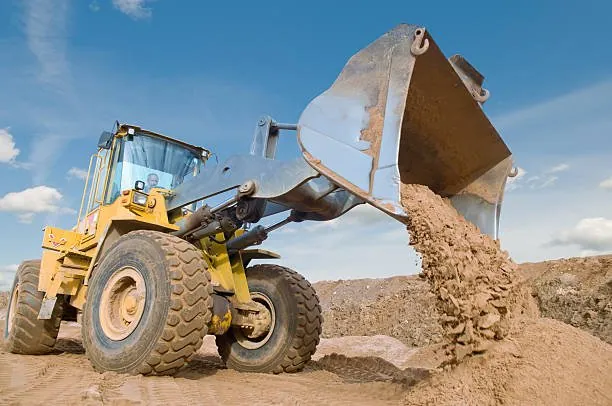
[89,1,101,12]
[28,133,78,184]
[547,163,569,173]
[494,80,612,139]
[112,0,153,19]
[506,166,562,191]
[17,213,35,224]
[23,0,70,88]
[67,167,88,180]
[532,175,558,189]
[505,166,526,191]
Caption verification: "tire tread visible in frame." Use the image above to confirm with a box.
[83,231,213,376]
[216,264,322,373]
[4,260,64,355]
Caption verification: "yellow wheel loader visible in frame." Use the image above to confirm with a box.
[3,24,514,375]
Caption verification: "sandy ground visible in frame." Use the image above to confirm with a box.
[0,320,426,405]
[1,312,610,405]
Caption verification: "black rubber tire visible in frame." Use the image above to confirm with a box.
[3,260,64,354]
[216,264,322,373]
[81,230,213,375]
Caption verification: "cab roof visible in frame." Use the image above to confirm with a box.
[116,122,211,158]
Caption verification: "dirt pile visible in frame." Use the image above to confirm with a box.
[313,254,612,348]
[313,276,444,347]
[403,317,612,406]
[520,255,612,344]
[400,184,536,364]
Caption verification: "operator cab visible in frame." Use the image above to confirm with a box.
[77,123,210,236]
[102,125,209,204]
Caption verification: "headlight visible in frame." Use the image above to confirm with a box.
[132,192,148,206]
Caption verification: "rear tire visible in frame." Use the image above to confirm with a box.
[81,230,213,375]
[3,260,64,354]
[216,264,322,373]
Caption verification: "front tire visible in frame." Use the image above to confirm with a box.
[3,260,64,354]
[81,230,213,375]
[216,264,322,373]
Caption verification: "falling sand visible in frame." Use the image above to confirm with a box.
[400,184,533,364]
[399,184,612,405]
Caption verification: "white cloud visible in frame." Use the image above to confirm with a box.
[0,129,20,163]
[547,163,569,173]
[0,186,77,224]
[0,264,19,291]
[67,167,88,180]
[599,177,612,190]
[0,186,63,213]
[24,0,70,86]
[548,217,612,252]
[112,0,153,19]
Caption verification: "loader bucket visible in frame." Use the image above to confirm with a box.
[297,24,513,238]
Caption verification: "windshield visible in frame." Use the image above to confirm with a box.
[106,132,203,204]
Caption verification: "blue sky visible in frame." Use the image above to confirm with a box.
[0,0,611,289]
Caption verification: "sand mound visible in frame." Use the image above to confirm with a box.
[521,255,612,344]
[314,276,444,347]
[403,317,612,406]
[400,184,536,364]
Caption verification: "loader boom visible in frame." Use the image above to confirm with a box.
[170,24,513,239]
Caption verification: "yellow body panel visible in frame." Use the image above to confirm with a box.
[201,229,251,303]
[39,188,178,308]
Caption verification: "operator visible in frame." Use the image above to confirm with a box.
[144,173,159,193]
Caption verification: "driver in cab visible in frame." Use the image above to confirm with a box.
[144,173,159,193]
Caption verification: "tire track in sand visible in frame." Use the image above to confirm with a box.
[0,353,103,404]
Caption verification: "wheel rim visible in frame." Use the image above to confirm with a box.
[99,266,146,341]
[7,283,19,334]
[235,292,275,350]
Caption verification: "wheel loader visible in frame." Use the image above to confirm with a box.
[3,24,514,375]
